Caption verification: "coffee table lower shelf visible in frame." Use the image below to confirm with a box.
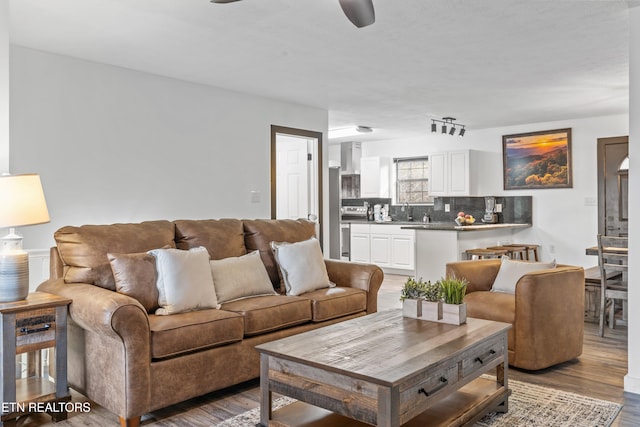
[268,376,510,427]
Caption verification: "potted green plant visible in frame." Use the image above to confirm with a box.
[400,278,442,321]
[436,276,468,325]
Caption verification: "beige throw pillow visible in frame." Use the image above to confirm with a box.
[148,246,220,315]
[210,251,277,303]
[271,237,334,296]
[491,257,557,294]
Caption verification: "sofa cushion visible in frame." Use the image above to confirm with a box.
[108,252,160,313]
[301,287,367,322]
[221,295,311,336]
[243,219,317,292]
[148,309,244,359]
[54,220,176,290]
[174,219,246,260]
[271,237,333,296]
[465,291,515,347]
[491,258,556,293]
[210,251,277,303]
[149,247,220,315]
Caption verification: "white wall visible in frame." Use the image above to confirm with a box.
[625,5,640,395]
[0,2,8,173]
[9,47,328,250]
[361,114,628,267]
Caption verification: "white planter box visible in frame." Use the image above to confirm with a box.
[441,303,467,325]
[402,299,442,321]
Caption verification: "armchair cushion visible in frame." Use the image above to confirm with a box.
[301,287,367,322]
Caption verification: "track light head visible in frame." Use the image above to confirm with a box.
[441,124,447,134]
[431,122,437,133]
[449,127,456,135]
[459,127,466,137]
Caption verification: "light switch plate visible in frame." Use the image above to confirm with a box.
[250,190,261,203]
[444,204,450,212]
[496,203,502,213]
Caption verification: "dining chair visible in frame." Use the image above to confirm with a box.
[597,234,628,337]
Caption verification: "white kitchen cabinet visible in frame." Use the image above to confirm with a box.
[352,224,415,271]
[429,150,474,196]
[350,223,371,263]
[360,157,390,198]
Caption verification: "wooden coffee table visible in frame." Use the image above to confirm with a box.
[256,309,511,427]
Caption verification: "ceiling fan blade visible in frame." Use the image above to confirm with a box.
[338,0,375,28]
[210,0,243,3]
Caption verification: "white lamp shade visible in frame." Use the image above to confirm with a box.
[0,174,50,228]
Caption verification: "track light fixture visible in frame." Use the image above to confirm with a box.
[430,117,467,137]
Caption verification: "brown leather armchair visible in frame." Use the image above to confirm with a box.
[446,259,584,370]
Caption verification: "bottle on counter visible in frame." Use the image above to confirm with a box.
[367,205,374,221]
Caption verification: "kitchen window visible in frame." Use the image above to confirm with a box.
[395,157,432,204]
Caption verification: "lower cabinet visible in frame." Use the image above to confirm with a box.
[350,224,415,271]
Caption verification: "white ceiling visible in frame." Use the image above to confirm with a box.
[9,0,636,143]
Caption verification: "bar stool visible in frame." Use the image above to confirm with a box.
[503,243,540,261]
[487,245,528,260]
[465,248,508,260]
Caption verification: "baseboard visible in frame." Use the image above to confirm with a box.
[624,374,640,395]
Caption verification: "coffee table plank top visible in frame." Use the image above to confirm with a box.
[256,310,510,387]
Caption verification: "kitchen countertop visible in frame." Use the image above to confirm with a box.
[342,219,531,231]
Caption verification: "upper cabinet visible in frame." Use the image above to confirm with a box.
[429,150,476,196]
[360,156,390,198]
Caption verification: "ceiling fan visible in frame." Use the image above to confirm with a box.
[210,0,376,28]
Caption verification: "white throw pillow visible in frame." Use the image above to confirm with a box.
[148,246,220,315]
[491,257,557,294]
[210,251,277,303]
[271,237,334,296]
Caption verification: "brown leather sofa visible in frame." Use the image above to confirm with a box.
[38,218,383,426]
[446,259,584,371]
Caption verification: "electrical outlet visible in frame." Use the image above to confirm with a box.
[444,204,450,212]
[495,203,502,213]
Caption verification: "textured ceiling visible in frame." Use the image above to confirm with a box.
[9,0,635,142]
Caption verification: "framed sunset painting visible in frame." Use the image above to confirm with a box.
[502,128,573,190]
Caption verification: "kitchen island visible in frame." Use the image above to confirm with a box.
[401,222,531,283]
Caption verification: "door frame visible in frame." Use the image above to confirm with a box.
[597,135,629,235]
[271,125,323,244]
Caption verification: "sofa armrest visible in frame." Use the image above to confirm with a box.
[37,278,152,419]
[513,266,585,369]
[38,278,150,339]
[324,259,384,313]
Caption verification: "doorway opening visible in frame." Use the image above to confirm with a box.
[597,136,628,237]
[271,125,323,244]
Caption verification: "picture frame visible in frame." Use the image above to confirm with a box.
[502,128,573,190]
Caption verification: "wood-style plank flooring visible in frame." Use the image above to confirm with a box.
[20,274,639,427]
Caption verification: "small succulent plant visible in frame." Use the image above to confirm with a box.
[400,278,441,302]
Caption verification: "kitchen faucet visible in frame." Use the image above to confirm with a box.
[401,202,412,221]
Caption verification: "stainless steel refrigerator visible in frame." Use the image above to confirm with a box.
[328,166,341,260]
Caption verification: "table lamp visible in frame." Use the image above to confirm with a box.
[0,174,50,302]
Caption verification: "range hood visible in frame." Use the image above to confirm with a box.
[340,142,362,175]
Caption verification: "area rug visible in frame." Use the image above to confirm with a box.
[214,376,622,427]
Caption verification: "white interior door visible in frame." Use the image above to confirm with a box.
[276,134,313,220]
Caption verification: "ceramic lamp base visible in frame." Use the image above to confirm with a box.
[0,251,29,302]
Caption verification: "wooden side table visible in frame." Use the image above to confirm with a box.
[0,292,72,426]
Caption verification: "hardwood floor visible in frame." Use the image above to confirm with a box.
[22,274,639,426]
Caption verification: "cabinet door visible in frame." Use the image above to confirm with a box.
[448,150,470,195]
[361,157,390,198]
[350,233,370,263]
[391,234,415,270]
[429,152,447,196]
[370,234,392,267]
